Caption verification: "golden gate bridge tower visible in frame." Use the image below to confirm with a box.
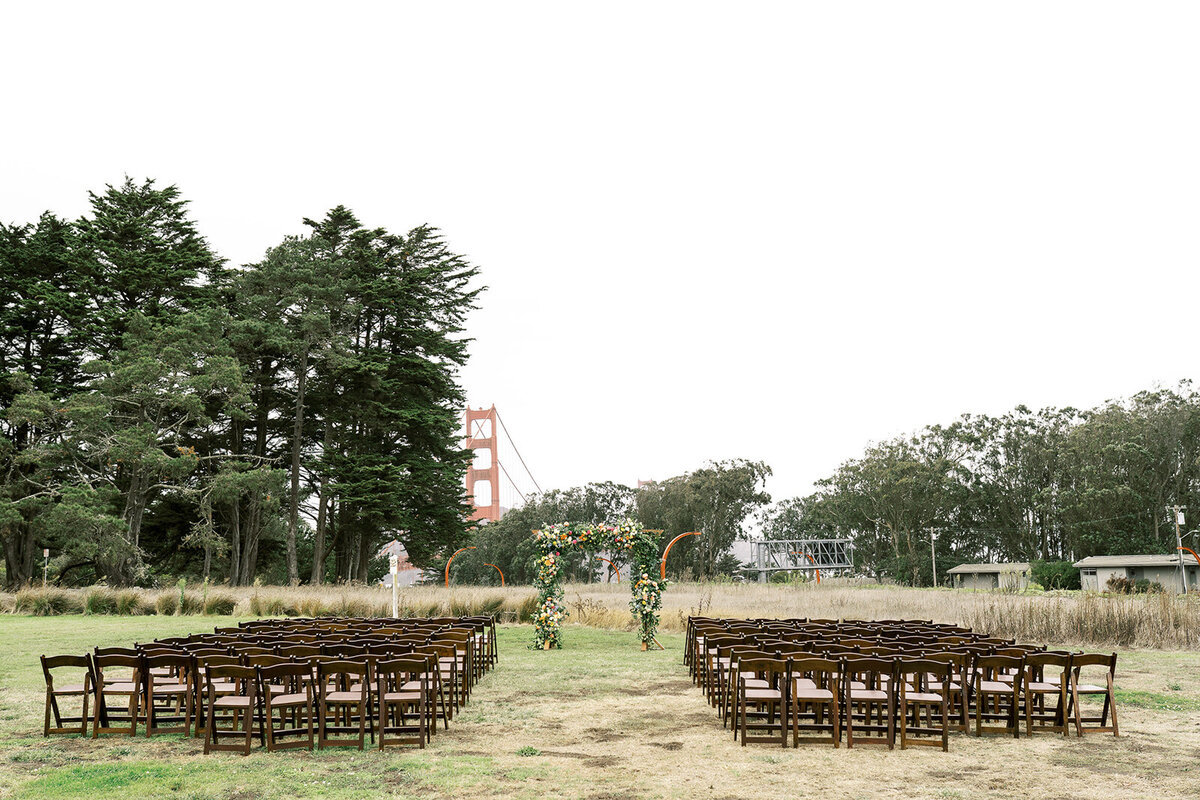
[464,405,540,523]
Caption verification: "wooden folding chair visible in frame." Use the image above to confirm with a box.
[259,663,315,751]
[973,655,1023,738]
[843,657,895,749]
[41,655,91,736]
[90,652,141,737]
[376,658,428,749]
[192,654,241,741]
[142,653,192,736]
[921,650,969,733]
[1070,653,1118,737]
[203,664,258,755]
[317,660,369,750]
[734,657,788,747]
[896,659,950,751]
[788,657,840,748]
[1023,652,1071,737]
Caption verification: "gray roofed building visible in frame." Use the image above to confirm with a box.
[947,562,1031,591]
[1074,553,1199,593]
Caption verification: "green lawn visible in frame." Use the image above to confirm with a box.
[2,616,1199,799]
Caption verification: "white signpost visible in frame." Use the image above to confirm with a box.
[390,553,400,617]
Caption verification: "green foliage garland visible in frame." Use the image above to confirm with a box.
[531,520,664,650]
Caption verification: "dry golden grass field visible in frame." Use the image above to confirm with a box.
[2,583,1198,799]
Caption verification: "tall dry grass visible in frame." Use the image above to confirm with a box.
[4,581,1198,648]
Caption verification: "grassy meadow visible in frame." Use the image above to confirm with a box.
[2,584,1199,798]
[5,580,1200,648]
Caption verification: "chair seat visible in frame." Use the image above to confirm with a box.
[742,678,769,689]
[905,691,942,703]
[1075,683,1107,693]
[52,684,88,695]
[213,696,253,708]
[793,678,817,690]
[270,692,309,706]
[104,682,138,694]
[382,691,423,702]
[793,688,834,700]
[849,689,888,701]
[150,683,189,694]
[325,691,364,703]
[744,689,782,700]
[1026,681,1061,692]
[979,681,1014,693]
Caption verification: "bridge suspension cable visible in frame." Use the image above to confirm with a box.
[495,409,542,494]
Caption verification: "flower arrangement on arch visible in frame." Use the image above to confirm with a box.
[529,519,665,650]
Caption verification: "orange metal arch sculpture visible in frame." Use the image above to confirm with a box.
[661,531,701,579]
[790,550,822,584]
[444,546,476,587]
[483,562,505,587]
[595,555,620,583]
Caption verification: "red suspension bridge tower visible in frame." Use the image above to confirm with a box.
[465,406,501,522]
[465,405,542,523]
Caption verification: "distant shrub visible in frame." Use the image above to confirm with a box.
[180,591,204,614]
[115,589,150,615]
[517,593,540,623]
[84,587,118,615]
[1106,575,1135,594]
[203,592,237,615]
[14,588,83,616]
[155,591,179,615]
[1031,560,1081,590]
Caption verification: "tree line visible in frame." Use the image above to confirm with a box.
[763,386,1200,585]
[1,178,480,589]
[444,459,772,585]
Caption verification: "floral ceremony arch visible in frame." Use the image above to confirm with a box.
[531,520,664,650]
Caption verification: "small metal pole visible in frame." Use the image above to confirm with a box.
[43,548,49,588]
[1173,507,1188,593]
[929,528,937,587]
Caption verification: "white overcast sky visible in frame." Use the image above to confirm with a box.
[3,2,1198,509]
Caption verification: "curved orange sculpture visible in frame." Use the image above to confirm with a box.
[789,550,822,584]
[444,546,476,587]
[594,555,620,583]
[660,531,701,579]
[483,562,505,587]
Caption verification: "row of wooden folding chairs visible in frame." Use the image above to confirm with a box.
[41,614,497,745]
[229,615,499,675]
[724,650,1118,750]
[685,618,1118,749]
[43,646,465,750]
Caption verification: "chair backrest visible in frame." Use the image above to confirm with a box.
[92,652,141,679]
[277,645,322,659]
[1071,652,1117,677]
[143,652,192,676]
[243,653,291,669]
[258,662,313,692]
[375,657,428,688]
[317,659,368,681]
[41,654,90,685]
[787,656,841,690]
[842,656,896,690]
[94,646,139,659]
[207,664,257,686]
[974,655,1024,683]
[736,657,787,688]
[896,658,950,691]
[1024,651,1071,680]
